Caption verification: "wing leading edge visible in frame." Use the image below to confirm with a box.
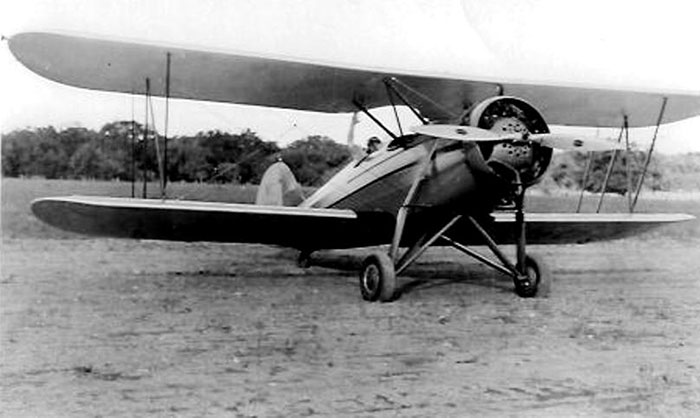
[9,32,700,127]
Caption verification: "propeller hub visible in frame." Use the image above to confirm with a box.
[488,117,535,172]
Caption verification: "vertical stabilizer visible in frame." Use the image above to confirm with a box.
[346,111,364,159]
[255,160,305,206]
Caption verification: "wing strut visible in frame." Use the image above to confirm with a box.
[162,52,171,198]
[383,77,430,125]
[632,96,667,210]
[384,77,458,121]
[578,97,668,214]
[624,115,633,211]
[595,118,626,213]
[575,151,592,213]
[385,81,404,136]
[352,98,398,140]
[142,78,150,198]
[130,91,137,198]
[352,75,443,140]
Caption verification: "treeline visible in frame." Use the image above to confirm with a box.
[546,151,661,194]
[3,122,700,191]
[1,122,351,187]
[547,151,700,193]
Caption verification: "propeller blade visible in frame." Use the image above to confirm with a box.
[412,124,624,152]
[529,134,624,152]
[411,124,504,141]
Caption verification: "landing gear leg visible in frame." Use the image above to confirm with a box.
[441,189,552,298]
[512,189,551,298]
[357,139,441,302]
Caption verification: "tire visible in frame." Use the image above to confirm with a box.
[359,253,397,302]
[297,251,312,269]
[514,253,551,298]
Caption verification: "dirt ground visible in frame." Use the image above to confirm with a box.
[1,236,699,417]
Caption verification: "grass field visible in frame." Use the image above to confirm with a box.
[2,177,699,240]
[3,178,700,416]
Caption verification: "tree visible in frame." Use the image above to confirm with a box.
[191,129,280,183]
[168,136,210,182]
[2,123,358,186]
[69,141,120,179]
[1,126,70,178]
[98,121,144,180]
[282,135,351,186]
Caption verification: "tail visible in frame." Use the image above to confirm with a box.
[346,111,364,159]
[255,160,305,206]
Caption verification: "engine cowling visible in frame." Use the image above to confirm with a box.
[462,96,552,188]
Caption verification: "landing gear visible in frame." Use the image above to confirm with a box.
[514,253,551,298]
[350,93,556,302]
[357,138,442,302]
[297,250,312,268]
[359,253,396,302]
[354,137,554,301]
[440,186,552,298]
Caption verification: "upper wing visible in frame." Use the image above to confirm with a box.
[31,196,394,250]
[9,32,700,127]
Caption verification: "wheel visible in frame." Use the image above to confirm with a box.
[514,253,551,298]
[297,251,312,268]
[359,253,397,302]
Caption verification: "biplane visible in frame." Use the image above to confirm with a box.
[8,31,699,302]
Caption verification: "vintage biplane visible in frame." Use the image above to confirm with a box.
[8,31,699,302]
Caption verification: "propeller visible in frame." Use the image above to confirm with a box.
[411,124,623,152]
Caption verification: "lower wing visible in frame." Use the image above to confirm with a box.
[32,196,692,248]
[480,212,694,244]
[31,196,393,250]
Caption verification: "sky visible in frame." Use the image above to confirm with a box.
[1,0,700,153]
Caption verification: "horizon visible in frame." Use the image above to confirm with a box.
[5,117,700,157]
[2,0,700,154]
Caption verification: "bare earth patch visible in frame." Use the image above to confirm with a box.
[1,237,699,417]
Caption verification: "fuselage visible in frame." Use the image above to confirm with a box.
[302,96,554,222]
[301,135,500,217]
